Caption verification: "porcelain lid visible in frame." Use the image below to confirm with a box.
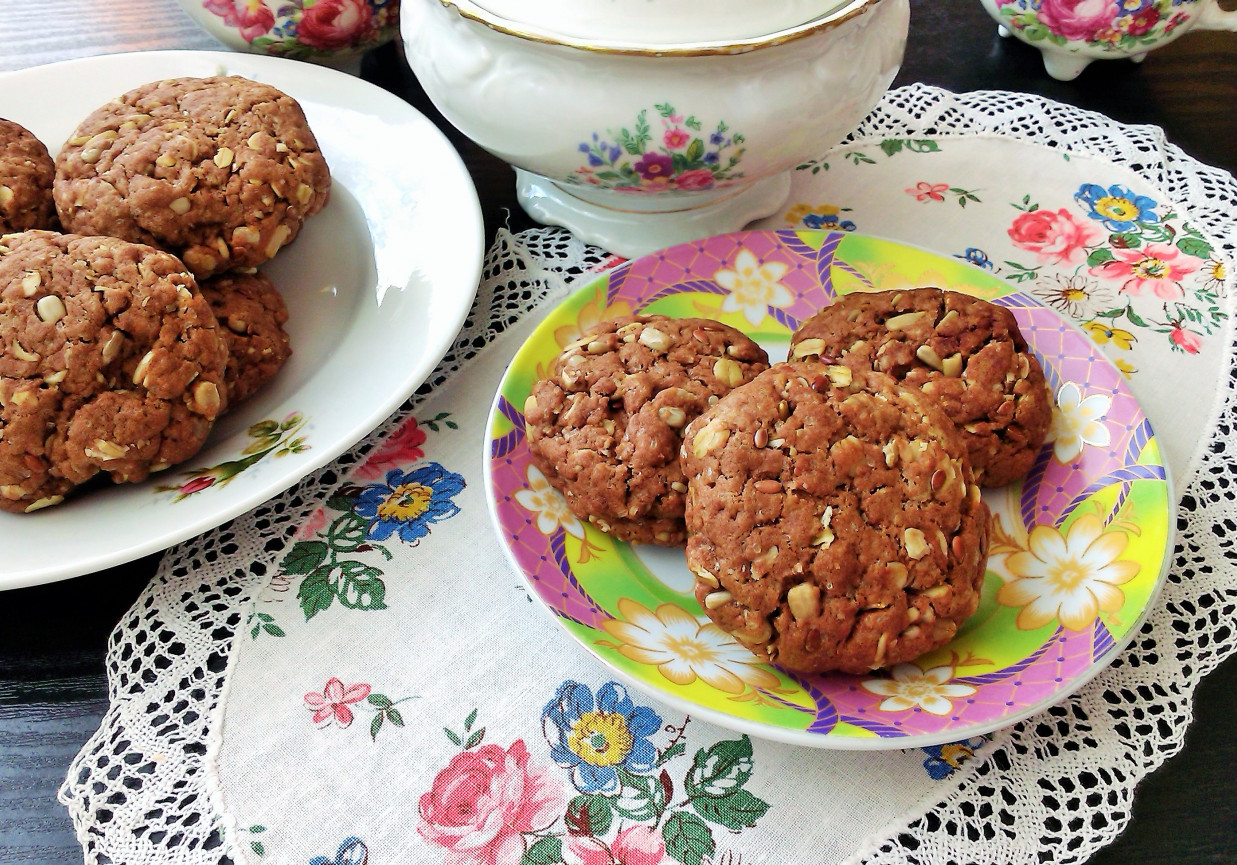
[464,0,860,45]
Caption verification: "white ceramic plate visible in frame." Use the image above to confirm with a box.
[0,50,484,589]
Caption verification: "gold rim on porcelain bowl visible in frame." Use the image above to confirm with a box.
[439,0,881,56]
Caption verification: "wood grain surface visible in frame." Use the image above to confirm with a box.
[1,2,1234,862]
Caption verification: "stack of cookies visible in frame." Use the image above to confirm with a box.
[0,76,329,513]
[526,289,1053,674]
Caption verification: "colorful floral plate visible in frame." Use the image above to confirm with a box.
[0,51,483,589]
[484,229,1174,749]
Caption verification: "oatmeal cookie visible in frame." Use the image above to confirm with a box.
[789,288,1052,487]
[524,314,769,546]
[200,270,291,405]
[0,231,228,513]
[681,362,989,674]
[54,76,331,279]
[0,119,57,234]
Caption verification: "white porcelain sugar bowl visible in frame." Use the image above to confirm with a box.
[401,0,909,256]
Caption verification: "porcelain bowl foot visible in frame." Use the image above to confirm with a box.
[1040,48,1092,80]
[515,170,794,258]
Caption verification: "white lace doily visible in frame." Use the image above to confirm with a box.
[58,84,1237,865]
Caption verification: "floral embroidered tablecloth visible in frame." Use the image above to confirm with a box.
[206,123,1233,865]
[58,85,1237,865]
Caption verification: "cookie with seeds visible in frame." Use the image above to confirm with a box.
[681,362,989,674]
[53,76,331,279]
[523,314,769,546]
[0,231,228,513]
[0,119,57,234]
[200,270,291,405]
[788,288,1052,487]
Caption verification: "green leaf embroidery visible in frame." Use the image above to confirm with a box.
[1087,248,1116,267]
[521,837,563,865]
[690,788,771,830]
[465,727,485,749]
[297,568,336,621]
[368,694,393,709]
[251,841,266,857]
[662,812,714,865]
[566,794,614,837]
[685,736,755,798]
[1176,236,1214,259]
[879,139,905,157]
[612,770,667,821]
[444,727,462,746]
[326,511,371,555]
[387,708,405,727]
[370,713,384,741]
[281,540,328,575]
[659,741,687,765]
[261,623,285,637]
[336,561,387,611]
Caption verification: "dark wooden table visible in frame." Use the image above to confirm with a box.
[3,3,1235,862]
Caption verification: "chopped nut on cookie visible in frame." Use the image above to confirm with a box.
[524,314,769,546]
[681,362,990,674]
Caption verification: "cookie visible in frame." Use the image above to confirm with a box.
[54,76,331,279]
[681,362,989,674]
[0,230,229,513]
[524,314,770,546]
[789,288,1052,487]
[200,270,291,405]
[0,119,57,234]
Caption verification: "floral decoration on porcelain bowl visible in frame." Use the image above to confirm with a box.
[188,0,400,61]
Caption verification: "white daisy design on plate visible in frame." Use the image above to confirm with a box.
[600,598,781,694]
[997,512,1139,632]
[1050,381,1111,463]
[861,662,977,716]
[513,466,583,539]
[715,249,792,326]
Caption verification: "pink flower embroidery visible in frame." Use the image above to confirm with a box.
[663,128,690,149]
[297,0,375,50]
[1171,326,1203,354]
[1091,243,1198,298]
[297,507,328,540]
[304,678,372,728]
[674,168,716,192]
[354,417,428,481]
[203,0,275,41]
[1036,0,1118,42]
[418,740,564,865]
[908,182,949,202]
[563,826,665,865]
[1007,207,1101,265]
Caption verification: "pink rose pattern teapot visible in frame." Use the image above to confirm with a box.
[977,0,1237,80]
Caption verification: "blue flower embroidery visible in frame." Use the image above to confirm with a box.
[956,247,994,270]
[1074,183,1159,232]
[542,681,662,794]
[921,737,986,779]
[354,463,465,545]
[310,836,368,865]
[803,212,857,232]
